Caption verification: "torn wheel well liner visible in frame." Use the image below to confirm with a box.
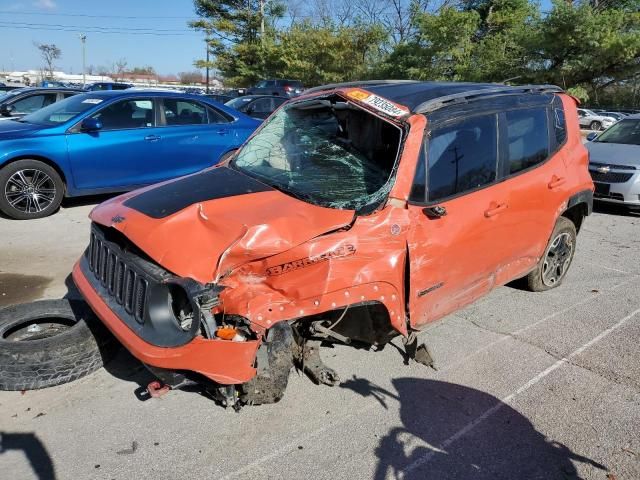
[294,301,397,346]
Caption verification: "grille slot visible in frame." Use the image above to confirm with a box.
[87,228,148,323]
[124,269,136,314]
[590,162,636,171]
[589,170,634,183]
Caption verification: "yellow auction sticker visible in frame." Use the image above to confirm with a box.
[346,89,408,117]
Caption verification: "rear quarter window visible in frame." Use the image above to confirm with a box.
[553,96,567,147]
[505,108,549,174]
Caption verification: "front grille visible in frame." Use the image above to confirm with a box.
[589,170,634,183]
[594,191,624,201]
[590,162,636,171]
[87,229,148,324]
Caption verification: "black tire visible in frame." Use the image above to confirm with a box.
[526,217,577,292]
[0,159,64,220]
[238,322,294,405]
[589,121,602,131]
[0,299,117,391]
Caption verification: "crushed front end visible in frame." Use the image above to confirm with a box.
[73,223,262,396]
[73,86,418,407]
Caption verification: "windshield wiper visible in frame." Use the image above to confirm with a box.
[263,180,318,204]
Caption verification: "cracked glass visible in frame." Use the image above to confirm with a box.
[232,96,402,211]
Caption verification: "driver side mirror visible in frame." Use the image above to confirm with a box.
[0,104,15,117]
[80,117,103,132]
[586,132,598,142]
[245,105,255,115]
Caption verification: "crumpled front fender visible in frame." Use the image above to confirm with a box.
[216,205,412,336]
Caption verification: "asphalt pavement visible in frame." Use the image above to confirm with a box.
[0,198,639,480]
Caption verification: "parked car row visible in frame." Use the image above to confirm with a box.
[0,90,260,219]
[0,87,82,121]
[3,77,635,224]
[577,108,637,130]
[585,114,640,210]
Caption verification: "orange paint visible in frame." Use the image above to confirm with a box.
[72,87,592,386]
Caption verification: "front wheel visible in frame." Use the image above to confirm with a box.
[0,159,64,219]
[526,217,577,292]
[589,121,602,131]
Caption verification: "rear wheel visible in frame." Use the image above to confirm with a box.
[526,217,577,292]
[589,120,602,131]
[0,159,64,220]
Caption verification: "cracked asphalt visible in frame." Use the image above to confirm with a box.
[1,199,639,480]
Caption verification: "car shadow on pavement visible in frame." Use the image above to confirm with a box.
[593,202,640,218]
[340,376,608,480]
[0,431,56,480]
[60,192,120,210]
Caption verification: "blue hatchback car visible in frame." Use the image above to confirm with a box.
[0,90,260,219]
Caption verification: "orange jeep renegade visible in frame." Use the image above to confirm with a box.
[73,81,594,407]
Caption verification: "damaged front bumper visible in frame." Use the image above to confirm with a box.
[72,225,260,385]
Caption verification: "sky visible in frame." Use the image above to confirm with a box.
[0,0,205,75]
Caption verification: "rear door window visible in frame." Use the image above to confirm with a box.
[92,98,155,130]
[11,93,57,114]
[426,114,498,202]
[249,98,273,114]
[504,108,549,174]
[163,99,208,125]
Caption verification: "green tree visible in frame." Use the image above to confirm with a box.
[527,1,640,101]
[378,8,480,80]
[190,0,286,83]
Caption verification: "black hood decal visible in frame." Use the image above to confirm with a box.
[123,166,273,219]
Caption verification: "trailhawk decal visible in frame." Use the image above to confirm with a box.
[266,244,356,276]
[346,89,409,117]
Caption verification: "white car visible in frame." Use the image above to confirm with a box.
[577,108,616,131]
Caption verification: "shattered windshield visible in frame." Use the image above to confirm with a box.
[232,95,402,211]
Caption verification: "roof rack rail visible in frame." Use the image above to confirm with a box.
[414,84,563,114]
[304,80,418,95]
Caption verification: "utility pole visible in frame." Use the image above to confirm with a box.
[205,34,210,93]
[260,0,265,45]
[79,34,87,86]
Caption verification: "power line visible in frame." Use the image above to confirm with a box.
[0,10,197,20]
[0,9,315,20]
[0,23,201,36]
[1,21,194,32]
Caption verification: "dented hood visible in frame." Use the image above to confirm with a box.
[89,166,355,283]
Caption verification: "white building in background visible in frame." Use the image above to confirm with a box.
[1,70,224,91]
[1,70,113,86]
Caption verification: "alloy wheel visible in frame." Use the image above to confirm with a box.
[4,168,57,214]
[542,232,574,287]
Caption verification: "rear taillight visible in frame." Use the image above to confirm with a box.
[284,86,293,92]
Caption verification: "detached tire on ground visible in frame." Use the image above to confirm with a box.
[0,299,117,391]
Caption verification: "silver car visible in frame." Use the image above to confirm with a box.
[586,114,640,209]
[577,108,615,130]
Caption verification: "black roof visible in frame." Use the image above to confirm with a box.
[305,80,563,113]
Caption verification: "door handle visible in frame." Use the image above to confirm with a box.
[484,202,508,218]
[216,129,229,135]
[548,175,566,189]
[144,135,161,142]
